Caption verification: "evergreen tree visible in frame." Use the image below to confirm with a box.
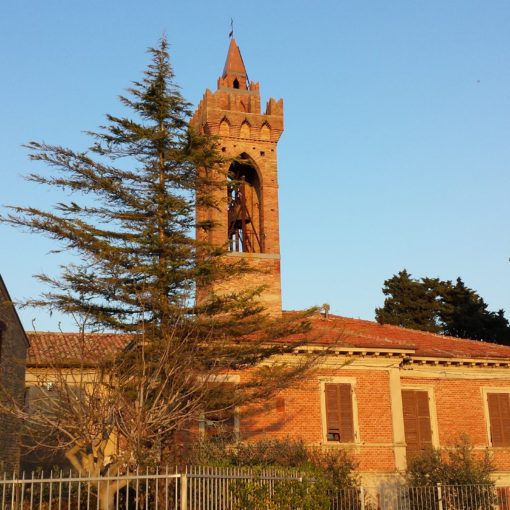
[440,278,510,345]
[375,270,442,333]
[376,271,510,345]
[1,38,314,474]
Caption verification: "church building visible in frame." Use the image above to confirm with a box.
[188,37,510,490]
[21,38,510,496]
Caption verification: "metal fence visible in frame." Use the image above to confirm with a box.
[1,468,509,510]
[329,487,363,510]
[391,484,510,510]
[0,466,307,510]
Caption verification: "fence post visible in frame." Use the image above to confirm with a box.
[180,474,188,510]
[360,485,365,510]
[437,483,443,510]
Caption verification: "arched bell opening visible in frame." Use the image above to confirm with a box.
[227,157,263,253]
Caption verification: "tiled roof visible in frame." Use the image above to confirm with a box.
[26,314,510,366]
[300,314,510,360]
[27,332,131,366]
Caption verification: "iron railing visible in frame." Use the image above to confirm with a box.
[1,468,509,510]
[0,466,304,510]
[392,484,509,510]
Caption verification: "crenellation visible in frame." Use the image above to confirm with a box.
[265,97,284,116]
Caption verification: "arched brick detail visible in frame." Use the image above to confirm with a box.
[219,118,231,137]
[240,121,251,139]
[260,123,270,141]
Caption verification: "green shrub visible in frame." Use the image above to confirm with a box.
[188,437,359,491]
[406,434,494,487]
[230,466,331,510]
[405,435,496,510]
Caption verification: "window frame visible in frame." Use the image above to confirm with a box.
[319,377,360,444]
[482,387,510,448]
[199,374,240,441]
[400,384,440,453]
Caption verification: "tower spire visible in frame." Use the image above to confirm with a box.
[221,38,248,89]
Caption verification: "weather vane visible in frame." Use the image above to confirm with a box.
[229,18,234,39]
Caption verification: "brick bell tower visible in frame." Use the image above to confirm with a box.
[192,38,284,315]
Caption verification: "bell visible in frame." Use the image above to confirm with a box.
[228,204,251,228]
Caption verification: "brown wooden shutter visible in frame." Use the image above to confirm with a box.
[325,384,341,441]
[402,389,432,460]
[402,390,419,457]
[416,390,432,449]
[487,393,510,447]
[325,383,354,442]
[339,384,354,442]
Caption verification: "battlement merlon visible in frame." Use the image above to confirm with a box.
[265,97,283,116]
[192,89,283,135]
[193,89,283,119]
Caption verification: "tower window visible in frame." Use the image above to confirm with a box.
[233,78,239,89]
[227,157,263,254]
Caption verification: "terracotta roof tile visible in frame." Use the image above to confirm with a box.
[26,314,510,365]
[222,38,247,78]
[300,314,510,360]
[27,332,131,366]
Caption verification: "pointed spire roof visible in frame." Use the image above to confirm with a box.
[222,38,248,79]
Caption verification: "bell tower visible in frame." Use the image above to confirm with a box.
[192,38,284,314]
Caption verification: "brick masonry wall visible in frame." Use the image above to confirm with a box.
[0,282,27,473]
[401,374,510,472]
[238,366,397,473]
[232,364,510,476]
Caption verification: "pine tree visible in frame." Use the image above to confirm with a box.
[1,38,314,475]
[376,271,510,344]
[375,270,442,333]
[440,278,510,345]
[6,39,216,334]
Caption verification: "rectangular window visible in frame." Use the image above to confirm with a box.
[324,383,354,442]
[201,382,237,440]
[402,389,432,460]
[487,393,510,447]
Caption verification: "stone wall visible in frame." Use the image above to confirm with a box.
[0,276,28,473]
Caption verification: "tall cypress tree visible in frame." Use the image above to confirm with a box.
[6,39,214,334]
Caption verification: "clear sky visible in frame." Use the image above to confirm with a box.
[1,0,509,332]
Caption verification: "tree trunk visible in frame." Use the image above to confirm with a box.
[97,479,126,510]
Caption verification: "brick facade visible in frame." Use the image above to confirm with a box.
[192,38,283,315]
[195,38,510,489]
[189,39,510,485]
[227,340,510,486]
[25,319,510,486]
[0,275,29,473]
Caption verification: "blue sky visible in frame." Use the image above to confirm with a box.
[1,0,509,332]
